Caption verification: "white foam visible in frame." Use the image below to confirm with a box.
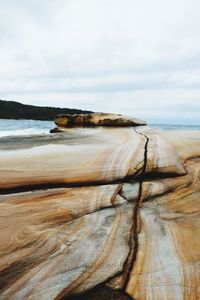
[0,128,49,137]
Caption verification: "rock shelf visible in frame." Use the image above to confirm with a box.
[0,115,199,300]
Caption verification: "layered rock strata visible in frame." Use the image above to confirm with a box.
[54,113,146,128]
[0,117,199,300]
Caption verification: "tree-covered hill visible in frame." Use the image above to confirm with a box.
[0,100,92,120]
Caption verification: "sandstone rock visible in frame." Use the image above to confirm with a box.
[54,113,146,128]
[0,127,199,300]
[0,127,146,189]
[125,159,200,300]
[0,185,134,299]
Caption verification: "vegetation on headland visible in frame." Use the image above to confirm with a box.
[0,99,92,120]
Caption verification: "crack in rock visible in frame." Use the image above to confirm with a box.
[120,128,149,289]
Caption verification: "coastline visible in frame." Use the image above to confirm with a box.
[1,118,200,138]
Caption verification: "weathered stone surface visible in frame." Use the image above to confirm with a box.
[125,159,200,300]
[135,127,186,176]
[0,127,199,300]
[54,113,146,128]
[0,127,146,190]
[0,186,134,299]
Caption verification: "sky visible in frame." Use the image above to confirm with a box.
[0,0,200,124]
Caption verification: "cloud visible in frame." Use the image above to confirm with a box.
[0,0,200,124]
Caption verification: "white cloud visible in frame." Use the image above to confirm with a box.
[0,0,200,124]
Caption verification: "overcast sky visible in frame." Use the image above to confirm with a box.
[0,0,200,124]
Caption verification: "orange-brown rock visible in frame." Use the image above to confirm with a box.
[0,125,199,300]
[0,185,135,299]
[125,158,200,300]
[0,127,146,190]
[54,113,146,128]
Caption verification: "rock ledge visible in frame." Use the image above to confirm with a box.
[54,113,146,128]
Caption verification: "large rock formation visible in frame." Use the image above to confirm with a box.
[0,115,199,300]
[54,113,146,128]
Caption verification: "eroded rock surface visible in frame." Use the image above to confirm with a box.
[54,113,146,128]
[0,121,199,300]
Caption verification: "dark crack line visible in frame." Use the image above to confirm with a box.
[0,169,183,196]
[0,178,136,195]
[122,127,149,289]
[0,171,147,196]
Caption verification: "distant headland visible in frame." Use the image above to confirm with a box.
[0,99,92,121]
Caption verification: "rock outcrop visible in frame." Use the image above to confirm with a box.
[0,116,199,300]
[54,113,146,128]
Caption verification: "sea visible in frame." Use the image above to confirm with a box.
[0,119,54,137]
[0,119,200,138]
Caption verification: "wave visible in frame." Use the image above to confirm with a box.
[0,119,53,137]
[0,128,51,137]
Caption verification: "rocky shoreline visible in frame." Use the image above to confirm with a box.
[0,114,199,299]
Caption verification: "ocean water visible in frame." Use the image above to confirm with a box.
[0,119,199,137]
[0,119,54,137]
[150,124,200,130]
